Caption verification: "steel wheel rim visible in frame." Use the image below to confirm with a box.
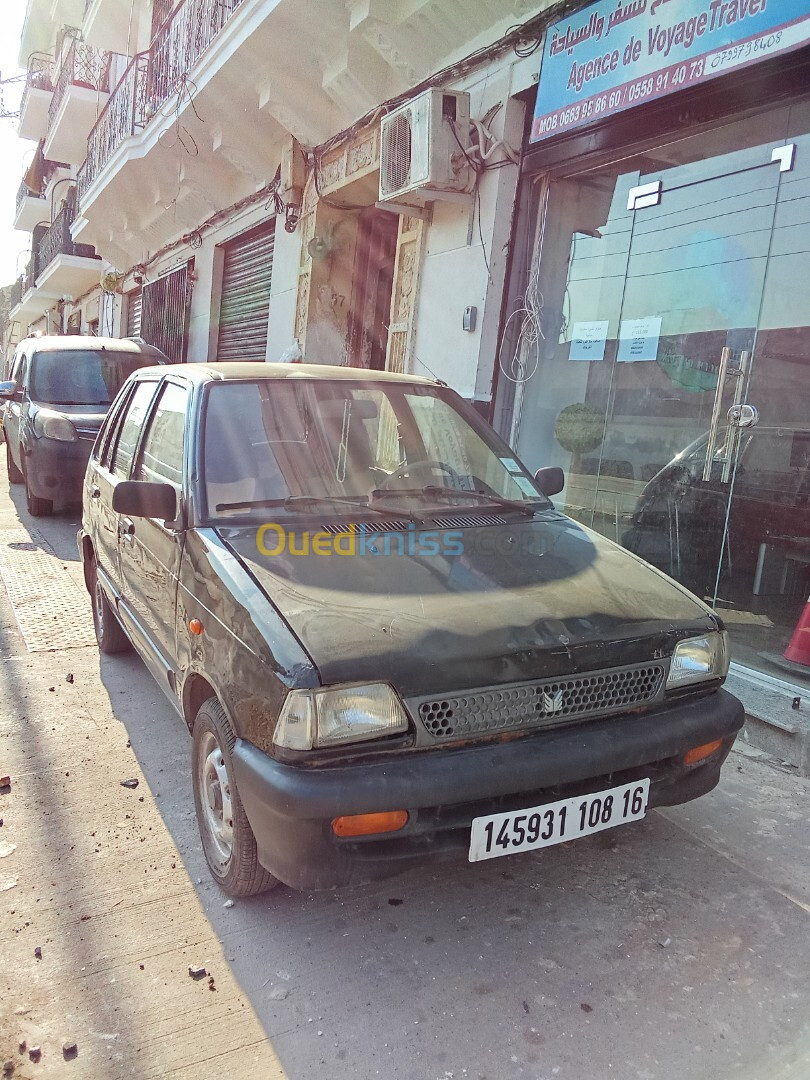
[198,730,234,863]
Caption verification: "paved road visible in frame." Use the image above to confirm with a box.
[0,460,809,1080]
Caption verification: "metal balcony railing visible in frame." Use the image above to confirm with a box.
[48,37,112,130]
[80,0,246,202]
[19,55,54,120]
[8,278,23,311]
[37,191,100,277]
[16,178,47,214]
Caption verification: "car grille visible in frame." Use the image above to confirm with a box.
[411,661,667,740]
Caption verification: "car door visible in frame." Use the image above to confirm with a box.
[116,378,189,688]
[94,378,161,597]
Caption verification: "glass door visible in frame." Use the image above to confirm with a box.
[601,137,783,604]
[509,102,810,686]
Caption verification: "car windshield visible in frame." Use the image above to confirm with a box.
[202,379,549,519]
[29,349,156,406]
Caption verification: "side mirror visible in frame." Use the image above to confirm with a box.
[113,480,177,521]
[0,381,16,399]
[534,466,565,497]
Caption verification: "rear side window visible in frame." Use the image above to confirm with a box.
[111,381,159,479]
[134,382,188,488]
[29,349,157,406]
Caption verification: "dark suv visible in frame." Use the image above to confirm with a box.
[79,362,743,897]
[1,336,168,516]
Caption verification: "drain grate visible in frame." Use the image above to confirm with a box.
[0,528,96,652]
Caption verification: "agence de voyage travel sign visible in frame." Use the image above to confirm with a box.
[531,0,810,143]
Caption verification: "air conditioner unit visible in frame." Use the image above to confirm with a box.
[379,89,472,206]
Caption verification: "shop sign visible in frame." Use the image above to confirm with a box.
[531,0,810,144]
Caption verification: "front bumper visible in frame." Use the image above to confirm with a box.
[25,436,94,502]
[232,687,744,890]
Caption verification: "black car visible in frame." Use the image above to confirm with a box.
[1,336,168,516]
[78,362,743,897]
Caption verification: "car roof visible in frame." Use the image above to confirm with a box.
[132,361,439,386]
[19,335,168,360]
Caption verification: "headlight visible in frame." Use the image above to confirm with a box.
[666,632,729,690]
[273,682,409,750]
[33,410,77,442]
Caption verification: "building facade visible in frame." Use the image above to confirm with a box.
[7,0,810,723]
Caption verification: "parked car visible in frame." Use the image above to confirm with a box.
[1,336,168,516]
[78,362,743,897]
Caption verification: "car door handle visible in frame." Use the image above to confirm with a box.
[119,518,135,540]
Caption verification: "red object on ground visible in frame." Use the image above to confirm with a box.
[784,596,810,667]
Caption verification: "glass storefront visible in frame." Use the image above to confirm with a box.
[503,99,810,689]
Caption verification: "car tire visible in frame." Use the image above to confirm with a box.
[21,455,52,517]
[91,568,131,654]
[192,697,280,898]
[6,447,22,485]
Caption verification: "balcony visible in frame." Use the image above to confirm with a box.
[9,235,53,331]
[14,178,49,233]
[44,38,112,165]
[8,278,24,313]
[80,0,247,201]
[18,56,53,142]
[23,191,101,304]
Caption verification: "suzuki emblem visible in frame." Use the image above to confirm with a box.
[542,689,565,714]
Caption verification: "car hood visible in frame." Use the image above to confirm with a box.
[31,403,108,426]
[219,512,718,695]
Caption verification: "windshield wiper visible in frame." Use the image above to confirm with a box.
[215,494,419,521]
[370,485,539,516]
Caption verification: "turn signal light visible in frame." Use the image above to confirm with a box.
[332,811,409,838]
[683,739,723,765]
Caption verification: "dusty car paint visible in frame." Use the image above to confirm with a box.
[222,514,720,696]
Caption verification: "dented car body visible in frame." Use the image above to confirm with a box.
[79,363,743,895]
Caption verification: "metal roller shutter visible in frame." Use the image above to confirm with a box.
[125,289,142,338]
[140,262,193,362]
[217,220,274,361]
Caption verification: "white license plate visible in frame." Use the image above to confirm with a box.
[468,778,650,862]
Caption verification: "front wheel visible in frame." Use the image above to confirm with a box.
[192,698,279,898]
[6,447,22,485]
[22,456,52,517]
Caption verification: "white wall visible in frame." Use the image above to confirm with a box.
[411,55,527,402]
[265,220,300,361]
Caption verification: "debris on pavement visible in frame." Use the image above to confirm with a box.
[62,1040,78,1060]
[65,673,74,684]
[208,976,216,992]
[223,899,234,908]
[659,937,672,948]
[0,775,10,792]
[34,946,42,960]
[2,1060,14,1077]
[17,1043,25,1056]
[188,965,207,980]
[28,1047,42,1063]
[269,986,289,1001]
[120,778,139,789]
